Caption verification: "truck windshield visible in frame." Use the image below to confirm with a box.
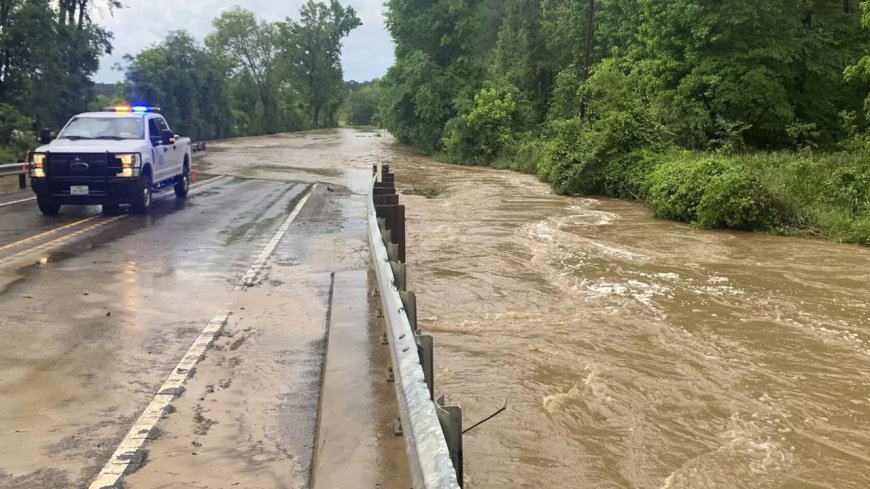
[58,117,144,140]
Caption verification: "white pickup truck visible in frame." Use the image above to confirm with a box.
[29,107,192,215]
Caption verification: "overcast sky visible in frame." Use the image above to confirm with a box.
[93,0,394,83]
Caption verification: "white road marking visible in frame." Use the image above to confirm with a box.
[239,184,316,289]
[189,174,227,191]
[0,174,226,210]
[88,183,315,489]
[0,197,35,208]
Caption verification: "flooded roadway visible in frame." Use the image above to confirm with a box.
[389,149,870,487]
[0,130,389,488]
[1,128,866,488]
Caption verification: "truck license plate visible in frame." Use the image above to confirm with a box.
[70,186,89,196]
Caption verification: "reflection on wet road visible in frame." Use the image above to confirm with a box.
[2,128,866,489]
[392,154,870,488]
[0,130,380,488]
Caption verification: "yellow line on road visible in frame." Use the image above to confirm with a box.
[0,215,101,253]
[0,215,126,265]
[0,175,230,266]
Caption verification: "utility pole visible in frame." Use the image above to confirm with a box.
[579,0,595,120]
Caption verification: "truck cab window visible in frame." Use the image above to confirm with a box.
[148,119,162,146]
[156,117,171,134]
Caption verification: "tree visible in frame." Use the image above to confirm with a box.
[845,1,870,124]
[380,0,483,152]
[207,7,283,134]
[0,0,114,133]
[342,80,382,125]
[125,31,234,141]
[282,0,360,127]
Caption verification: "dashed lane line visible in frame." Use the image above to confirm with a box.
[88,183,315,489]
[239,184,316,289]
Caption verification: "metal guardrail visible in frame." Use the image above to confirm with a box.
[0,162,27,189]
[368,164,463,489]
[0,141,207,188]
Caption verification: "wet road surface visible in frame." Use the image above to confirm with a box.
[3,128,866,489]
[0,129,399,488]
[390,152,870,488]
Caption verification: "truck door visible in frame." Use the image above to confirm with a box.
[155,116,182,177]
[148,117,170,182]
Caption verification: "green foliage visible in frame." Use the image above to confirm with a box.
[0,0,114,157]
[205,7,286,134]
[647,155,781,231]
[493,136,550,175]
[379,0,482,153]
[284,0,362,127]
[0,103,34,161]
[443,87,528,164]
[647,157,728,222]
[122,2,359,141]
[542,101,671,196]
[547,70,582,121]
[600,149,663,200]
[696,168,778,230]
[126,31,235,141]
[341,80,383,126]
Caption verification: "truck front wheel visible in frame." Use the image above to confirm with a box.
[37,199,60,216]
[131,173,152,214]
[174,164,190,199]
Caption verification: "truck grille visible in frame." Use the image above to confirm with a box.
[48,153,115,178]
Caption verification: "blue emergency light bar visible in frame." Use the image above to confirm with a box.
[103,105,161,113]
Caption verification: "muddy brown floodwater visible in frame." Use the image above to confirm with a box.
[384,144,869,488]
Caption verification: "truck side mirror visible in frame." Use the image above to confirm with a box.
[39,129,52,145]
[161,130,176,145]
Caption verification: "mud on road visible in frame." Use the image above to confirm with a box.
[2,128,866,489]
[0,129,400,489]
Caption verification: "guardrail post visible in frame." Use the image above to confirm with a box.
[19,173,26,189]
[399,290,416,332]
[436,396,464,487]
[373,194,399,206]
[390,261,406,291]
[375,204,406,263]
[416,334,434,400]
[387,243,400,262]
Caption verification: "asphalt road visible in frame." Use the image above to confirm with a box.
[0,129,395,489]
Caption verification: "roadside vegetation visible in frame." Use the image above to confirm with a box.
[0,0,361,160]
[378,0,870,246]
[339,80,383,126]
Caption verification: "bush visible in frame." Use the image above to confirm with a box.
[648,154,781,231]
[647,157,729,222]
[824,166,870,214]
[443,87,528,165]
[697,168,779,230]
[537,119,595,193]
[540,105,672,196]
[0,104,35,162]
[601,149,664,200]
[493,136,550,175]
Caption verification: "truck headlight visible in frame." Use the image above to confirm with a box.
[30,153,46,178]
[115,153,141,177]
